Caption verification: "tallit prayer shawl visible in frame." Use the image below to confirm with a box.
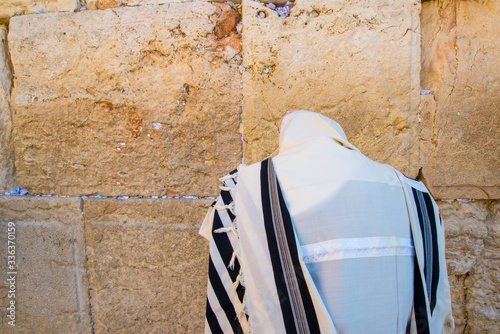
[199,111,453,334]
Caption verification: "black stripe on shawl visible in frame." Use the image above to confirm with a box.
[275,168,321,333]
[221,190,233,205]
[212,211,241,282]
[204,172,247,333]
[220,190,236,221]
[236,283,245,304]
[220,175,237,221]
[227,173,246,304]
[208,256,243,334]
[261,158,321,334]
[422,191,440,314]
[260,158,297,334]
[414,253,430,334]
[212,191,246,301]
[206,297,223,334]
[412,188,440,315]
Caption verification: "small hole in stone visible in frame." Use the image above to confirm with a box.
[257,11,267,19]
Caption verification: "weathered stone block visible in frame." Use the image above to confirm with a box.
[90,0,175,10]
[0,196,91,333]
[83,198,211,333]
[0,25,18,193]
[89,0,224,11]
[9,2,242,198]
[421,0,500,199]
[440,199,499,333]
[241,0,421,176]
[85,0,282,10]
[0,0,78,24]
[463,200,499,333]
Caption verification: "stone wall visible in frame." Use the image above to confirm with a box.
[420,0,499,200]
[242,0,421,175]
[8,2,242,198]
[419,1,499,332]
[0,0,498,333]
[83,198,211,332]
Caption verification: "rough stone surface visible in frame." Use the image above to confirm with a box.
[0,0,78,24]
[9,3,242,198]
[92,0,202,10]
[440,199,499,333]
[420,0,500,199]
[0,196,91,333]
[85,0,288,10]
[83,198,211,333]
[0,25,18,193]
[241,0,421,176]
[86,0,245,11]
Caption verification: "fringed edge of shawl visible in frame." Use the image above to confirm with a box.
[213,167,250,333]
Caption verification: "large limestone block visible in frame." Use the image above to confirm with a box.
[86,0,283,9]
[440,199,499,333]
[241,0,421,176]
[87,0,238,11]
[0,196,91,334]
[464,200,499,333]
[0,0,78,24]
[9,2,242,197]
[87,0,189,11]
[0,25,18,192]
[83,198,211,333]
[420,0,500,199]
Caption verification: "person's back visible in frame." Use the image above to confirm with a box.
[271,112,414,332]
[200,111,453,334]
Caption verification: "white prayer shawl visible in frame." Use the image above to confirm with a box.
[200,111,454,334]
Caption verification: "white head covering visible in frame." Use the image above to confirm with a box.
[278,111,359,153]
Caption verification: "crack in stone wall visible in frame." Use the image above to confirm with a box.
[0,24,19,193]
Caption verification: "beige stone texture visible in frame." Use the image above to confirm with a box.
[0,25,18,193]
[241,0,421,176]
[85,0,290,10]
[83,198,211,333]
[86,0,246,11]
[0,0,79,24]
[0,196,91,333]
[92,0,201,10]
[440,199,499,333]
[9,3,242,198]
[420,0,500,199]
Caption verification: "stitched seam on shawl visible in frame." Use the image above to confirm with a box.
[267,160,310,334]
[301,237,415,263]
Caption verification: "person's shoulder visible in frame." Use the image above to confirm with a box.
[219,158,276,190]
[392,168,430,194]
[229,159,268,177]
